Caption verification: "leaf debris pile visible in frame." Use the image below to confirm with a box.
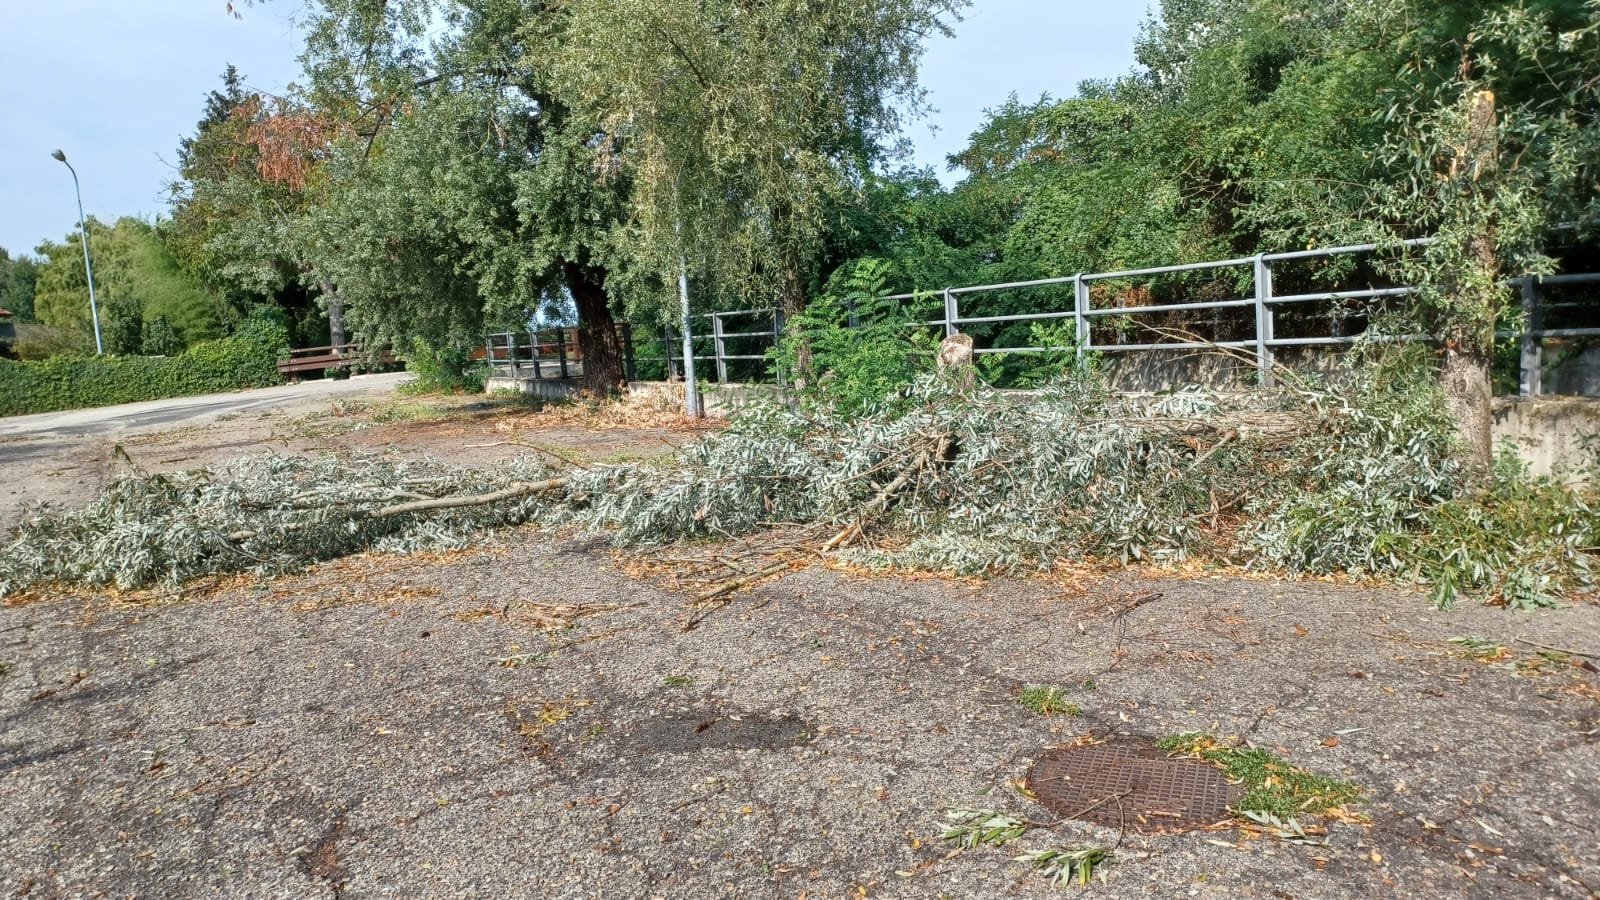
[566,364,1597,608]
[3,363,1596,608]
[0,453,561,598]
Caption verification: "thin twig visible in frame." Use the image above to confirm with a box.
[464,440,592,470]
[1515,636,1600,660]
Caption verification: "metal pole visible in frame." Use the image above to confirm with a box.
[678,258,702,418]
[942,288,958,338]
[663,326,677,379]
[1072,274,1087,360]
[712,313,728,383]
[52,152,103,355]
[1253,254,1275,386]
[1520,277,1543,398]
[773,309,786,387]
[557,327,569,379]
[1075,275,1088,355]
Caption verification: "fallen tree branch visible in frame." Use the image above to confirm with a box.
[823,434,950,552]
[371,478,570,516]
[228,477,570,542]
[683,559,798,631]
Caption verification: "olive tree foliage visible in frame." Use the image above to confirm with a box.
[544,0,967,314]
[302,87,549,359]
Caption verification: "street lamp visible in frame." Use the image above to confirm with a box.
[51,149,104,355]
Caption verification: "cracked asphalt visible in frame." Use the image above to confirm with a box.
[3,531,1597,898]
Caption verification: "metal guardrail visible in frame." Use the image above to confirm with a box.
[629,309,788,386]
[616,240,1599,396]
[484,328,580,379]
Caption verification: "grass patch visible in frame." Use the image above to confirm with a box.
[1157,733,1361,818]
[661,674,694,687]
[370,400,452,424]
[1016,685,1082,718]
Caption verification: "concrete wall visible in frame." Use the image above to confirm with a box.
[627,380,785,417]
[1492,396,1600,481]
[1544,340,1600,396]
[1098,342,1600,397]
[484,375,583,401]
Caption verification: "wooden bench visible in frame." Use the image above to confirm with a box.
[277,344,397,378]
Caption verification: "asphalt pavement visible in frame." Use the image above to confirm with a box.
[0,372,413,440]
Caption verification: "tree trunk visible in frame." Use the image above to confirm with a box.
[778,255,814,382]
[1440,347,1493,466]
[320,280,346,350]
[1442,89,1499,468]
[563,262,627,397]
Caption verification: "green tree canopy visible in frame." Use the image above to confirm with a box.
[0,248,40,322]
[545,0,967,312]
[34,217,225,354]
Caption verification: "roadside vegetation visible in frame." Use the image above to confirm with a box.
[0,310,287,416]
[2,0,1598,613]
[1,1,1595,451]
[4,323,1596,610]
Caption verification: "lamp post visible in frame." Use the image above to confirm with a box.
[51,149,104,355]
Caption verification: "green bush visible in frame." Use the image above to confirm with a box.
[13,323,93,361]
[0,312,287,416]
[141,315,185,357]
[976,319,1097,388]
[771,258,937,417]
[398,337,484,394]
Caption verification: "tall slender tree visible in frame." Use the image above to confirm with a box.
[547,0,966,316]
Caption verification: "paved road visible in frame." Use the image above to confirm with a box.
[0,372,414,440]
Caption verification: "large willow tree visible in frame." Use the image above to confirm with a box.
[225,0,643,394]
[546,0,966,314]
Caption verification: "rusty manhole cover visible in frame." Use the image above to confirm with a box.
[1025,736,1241,834]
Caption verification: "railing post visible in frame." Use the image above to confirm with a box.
[943,288,958,338]
[712,313,728,383]
[529,329,542,380]
[773,308,787,386]
[1072,274,1088,359]
[556,327,569,379]
[485,334,496,375]
[1253,254,1275,387]
[622,325,637,383]
[1520,277,1543,398]
[663,326,678,379]
[506,331,519,378]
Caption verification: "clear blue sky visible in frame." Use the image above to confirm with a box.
[0,1,1150,257]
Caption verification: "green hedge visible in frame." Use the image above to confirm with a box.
[0,317,287,417]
